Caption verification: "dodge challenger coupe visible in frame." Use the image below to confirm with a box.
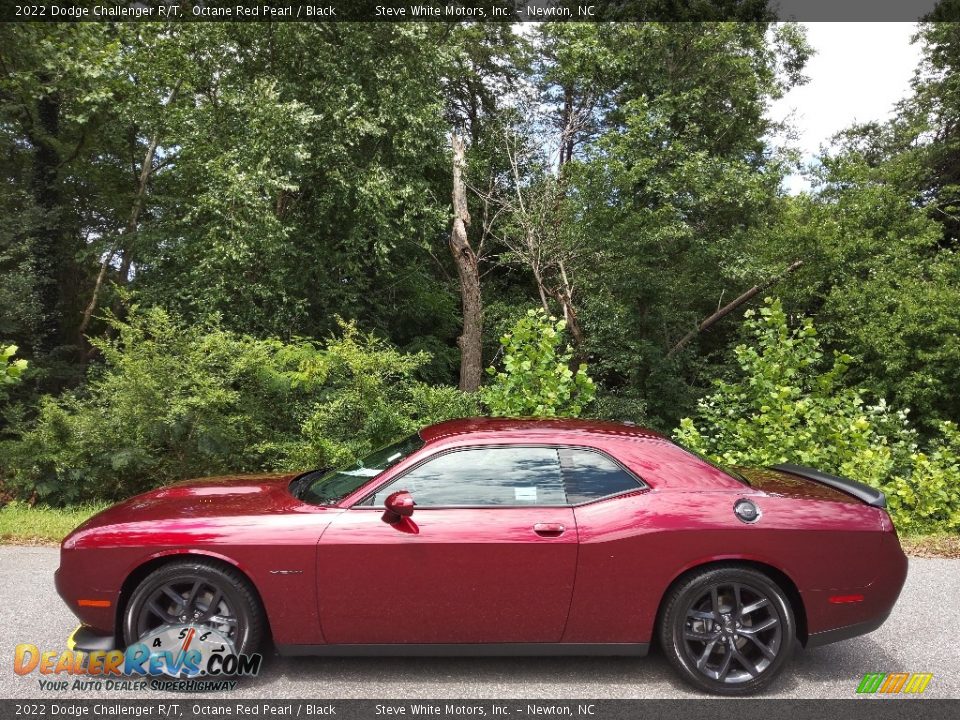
[56,418,907,695]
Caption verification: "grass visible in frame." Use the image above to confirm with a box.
[0,501,110,545]
[1,501,959,558]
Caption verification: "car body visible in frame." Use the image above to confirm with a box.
[56,417,907,694]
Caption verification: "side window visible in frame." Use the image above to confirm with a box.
[369,447,566,507]
[559,448,641,504]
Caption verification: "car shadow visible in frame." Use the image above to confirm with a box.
[784,637,902,684]
[240,648,684,697]
[233,636,902,698]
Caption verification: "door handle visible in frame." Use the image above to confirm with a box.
[533,522,565,537]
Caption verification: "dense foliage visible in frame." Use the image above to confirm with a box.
[482,310,595,418]
[677,299,960,532]
[1,345,27,396]
[0,21,958,529]
[0,310,473,503]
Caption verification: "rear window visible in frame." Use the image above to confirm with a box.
[558,448,642,503]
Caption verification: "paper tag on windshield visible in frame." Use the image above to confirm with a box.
[515,487,537,502]
[343,468,379,477]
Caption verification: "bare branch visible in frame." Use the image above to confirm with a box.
[666,260,805,358]
[79,81,181,336]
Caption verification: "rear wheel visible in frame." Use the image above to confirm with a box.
[659,566,795,695]
[122,559,264,656]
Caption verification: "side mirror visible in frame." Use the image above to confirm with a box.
[382,490,415,524]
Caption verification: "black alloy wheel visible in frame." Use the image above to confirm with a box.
[122,559,264,656]
[659,565,795,695]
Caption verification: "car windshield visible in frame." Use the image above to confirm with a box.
[294,433,425,505]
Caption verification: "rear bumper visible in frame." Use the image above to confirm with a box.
[802,530,907,648]
[804,610,891,648]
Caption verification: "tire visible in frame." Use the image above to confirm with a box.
[122,559,265,656]
[658,565,795,696]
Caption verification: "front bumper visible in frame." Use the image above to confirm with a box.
[67,624,117,654]
[55,558,120,634]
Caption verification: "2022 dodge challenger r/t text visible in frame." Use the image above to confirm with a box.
[55,418,907,695]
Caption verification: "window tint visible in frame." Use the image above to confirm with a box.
[370,447,566,507]
[559,448,640,503]
[298,434,424,505]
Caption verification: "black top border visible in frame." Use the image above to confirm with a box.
[0,0,955,24]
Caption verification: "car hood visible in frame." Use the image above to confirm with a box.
[66,473,302,540]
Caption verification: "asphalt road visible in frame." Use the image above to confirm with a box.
[1,546,957,700]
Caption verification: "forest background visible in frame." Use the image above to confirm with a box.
[2,19,960,543]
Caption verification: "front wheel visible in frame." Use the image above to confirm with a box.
[122,559,264,656]
[659,566,795,695]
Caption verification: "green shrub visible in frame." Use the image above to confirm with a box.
[887,422,960,532]
[285,321,478,469]
[482,309,595,418]
[675,298,960,532]
[0,308,472,504]
[1,344,27,395]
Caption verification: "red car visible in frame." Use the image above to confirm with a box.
[56,418,907,695]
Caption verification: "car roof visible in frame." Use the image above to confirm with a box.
[419,417,670,444]
[412,418,744,493]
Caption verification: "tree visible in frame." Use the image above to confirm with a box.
[762,151,960,434]
[471,118,590,347]
[751,20,960,433]
[449,131,483,390]
[675,298,912,478]
[675,298,960,532]
[0,309,475,504]
[128,26,441,337]
[549,22,811,426]
[439,24,530,391]
[897,21,960,247]
[482,309,595,418]
[0,24,129,383]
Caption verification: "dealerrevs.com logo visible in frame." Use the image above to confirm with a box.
[14,623,262,693]
[856,673,934,694]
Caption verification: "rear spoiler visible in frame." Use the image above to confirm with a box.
[771,463,886,508]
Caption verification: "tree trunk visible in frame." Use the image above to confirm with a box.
[560,85,575,166]
[556,260,584,346]
[450,131,483,392]
[30,87,73,357]
[553,129,584,348]
[530,256,552,314]
[667,260,805,358]
[79,134,159,337]
[81,82,179,341]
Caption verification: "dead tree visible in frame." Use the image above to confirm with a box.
[449,131,484,392]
